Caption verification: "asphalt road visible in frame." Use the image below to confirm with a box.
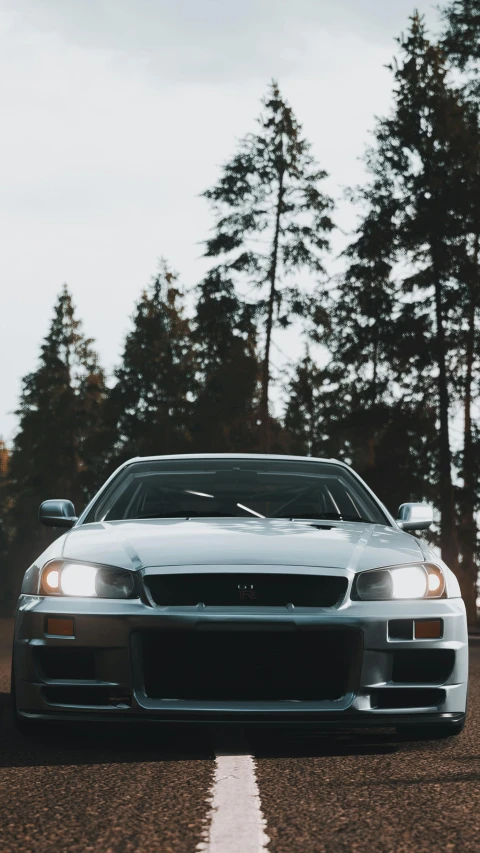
[0,620,479,852]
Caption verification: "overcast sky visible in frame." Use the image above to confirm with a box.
[0,0,440,441]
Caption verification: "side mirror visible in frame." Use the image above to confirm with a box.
[396,502,434,531]
[39,499,78,528]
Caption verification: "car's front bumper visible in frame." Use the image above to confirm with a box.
[13,593,468,726]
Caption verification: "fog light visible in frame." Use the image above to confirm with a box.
[46,618,75,637]
[389,619,414,640]
[415,620,442,639]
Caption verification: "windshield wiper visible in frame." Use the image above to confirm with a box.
[276,513,374,524]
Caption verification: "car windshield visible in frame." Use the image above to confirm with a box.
[84,458,389,525]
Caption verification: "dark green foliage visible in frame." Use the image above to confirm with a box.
[284,352,343,458]
[203,81,334,449]
[335,204,398,403]
[442,0,480,71]
[335,399,439,520]
[4,287,106,611]
[284,355,439,522]
[344,14,475,571]
[441,0,480,618]
[320,137,441,519]
[191,267,260,451]
[0,441,9,581]
[106,261,195,461]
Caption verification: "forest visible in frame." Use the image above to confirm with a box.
[1,1,480,622]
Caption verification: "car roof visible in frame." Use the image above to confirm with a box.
[121,453,347,466]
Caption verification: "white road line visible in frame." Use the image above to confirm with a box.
[198,752,270,853]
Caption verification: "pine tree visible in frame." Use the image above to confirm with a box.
[284,352,343,458]
[450,150,480,622]
[342,14,476,578]
[284,354,439,520]
[106,261,195,460]
[191,267,260,451]
[328,162,440,512]
[203,81,334,451]
[381,18,468,576]
[335,194,398,405]
[0,440,9,589]
[441,0,480,620]
[5,286,105,609]
[442,0,480,76]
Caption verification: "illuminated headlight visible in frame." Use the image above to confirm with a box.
[352,563,446,601]
[40,561,137,599]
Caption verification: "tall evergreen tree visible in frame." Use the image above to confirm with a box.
[334,195,398,410]
[442,0,480,77]
[203,81,334,451]
[340,14,476,582]
[5,286,105,610]
[284,351,343,459]
[284,355,439,519]
[449,138,480,622]
[328,165,440,511]
[0,440,9,584]
[381,17,471,575]
[106,261,194,460]
[441,0,480,621]
[191,267,260,451]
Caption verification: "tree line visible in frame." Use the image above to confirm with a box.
[1,2,480,621]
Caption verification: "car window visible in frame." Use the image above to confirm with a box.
[85,458,389,525]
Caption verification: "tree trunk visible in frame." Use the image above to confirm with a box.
[308,379,316,457]
[432,256,459,572]
[364,336,379,470]
[372,335,378,407]
[260,169,285,452]
[459,234,479,624]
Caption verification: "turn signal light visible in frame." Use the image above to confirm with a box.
[415,620,442,640]
[46,618,75,637]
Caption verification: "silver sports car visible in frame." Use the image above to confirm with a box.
[12,454,468,737]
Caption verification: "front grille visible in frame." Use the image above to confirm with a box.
[145,573,348,608]
[141,628,362,701]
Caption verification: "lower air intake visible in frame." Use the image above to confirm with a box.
[374,688,446,709]
[391,650,455,684]
[34,647,96,680]
[42,686,132,707]
[141,628,362,701]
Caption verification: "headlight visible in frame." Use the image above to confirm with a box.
[352,563,446,601]
[40,561,137,599]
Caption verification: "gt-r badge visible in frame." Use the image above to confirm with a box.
[238,583,256,600]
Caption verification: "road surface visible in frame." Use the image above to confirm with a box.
[0,620,478,852]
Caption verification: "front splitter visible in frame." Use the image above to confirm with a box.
[17,709,466,728]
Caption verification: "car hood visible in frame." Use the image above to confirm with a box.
[58,518,424,573]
